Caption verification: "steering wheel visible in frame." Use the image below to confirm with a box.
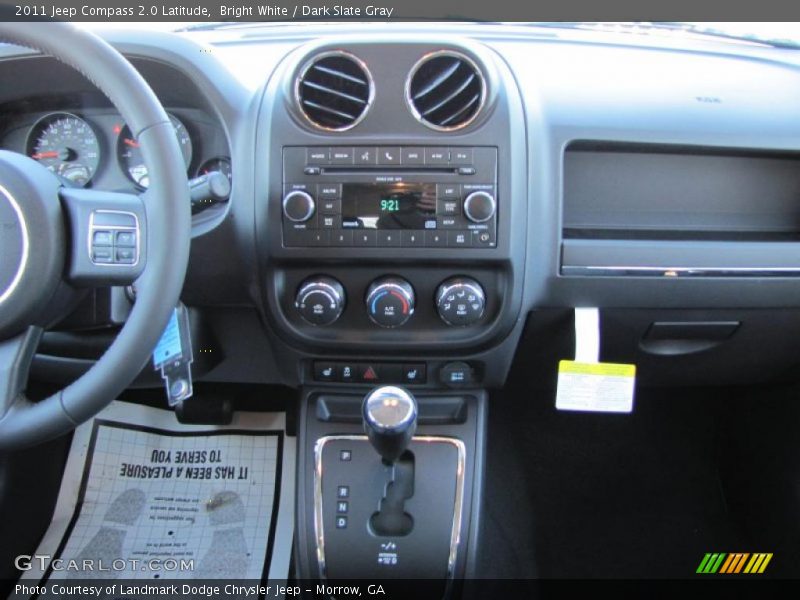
[0,23,191,449]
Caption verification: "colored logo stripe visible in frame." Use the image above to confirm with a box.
[697,552,773,574]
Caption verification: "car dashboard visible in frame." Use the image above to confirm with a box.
[3,21,800,584]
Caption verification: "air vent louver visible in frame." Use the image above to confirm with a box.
[296,52,373,131]
[407,51,485,131]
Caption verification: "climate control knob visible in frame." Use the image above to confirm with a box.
[283,189,315,222]
[295,276,345,326]
[366,277,415,328]
[463,190,496,223]
[435,277,486,326]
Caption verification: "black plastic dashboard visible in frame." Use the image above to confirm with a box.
[5,22,800,390]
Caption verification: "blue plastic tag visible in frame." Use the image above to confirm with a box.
[153,309,182,368]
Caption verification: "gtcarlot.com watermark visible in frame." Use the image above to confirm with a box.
[15,554,194,573]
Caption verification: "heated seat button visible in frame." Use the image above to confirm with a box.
[314,362,337,382]
[402,364,426,384]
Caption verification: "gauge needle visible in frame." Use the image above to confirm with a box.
[123,138,140,148]
[32,151,59,159]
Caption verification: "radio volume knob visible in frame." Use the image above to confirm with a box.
[463,191,496,223]
[283,189,315,222]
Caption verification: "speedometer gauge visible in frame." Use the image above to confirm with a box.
[26,113,100,187]
[116,113,192,189]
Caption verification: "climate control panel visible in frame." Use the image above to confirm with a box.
[292,275,487,328]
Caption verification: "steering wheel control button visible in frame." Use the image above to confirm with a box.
[366,277,415,328]
[436,277,486,326]
[282,189,316,223]
[88,210,139,266]
[439,361,475,387]
[116,231,136,247]
[463,190,497,223]
[91,247,113,264]
[92,230,113,246]
[295,276,346,326]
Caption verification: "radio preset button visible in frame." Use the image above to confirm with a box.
[330,147,354,164]
[377,231,402,247]
[425,231,447,247]
[308,230,330,246]
[378,147,401,165]
[353,230,377,246]
[402,231,426,247]
[330,230,354,246]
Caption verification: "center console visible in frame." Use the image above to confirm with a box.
[253,37,527,593]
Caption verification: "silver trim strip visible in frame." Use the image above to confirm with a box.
[0,183,30,305]
[294,50,375,133]
[405,50,487,132]
[313,434,466,579]
[562,265,800,277]
[87,210,140,268]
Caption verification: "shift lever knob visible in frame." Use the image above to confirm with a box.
[363,386,418,464]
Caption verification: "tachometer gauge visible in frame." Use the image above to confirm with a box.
[197,157,232,183]
[116,113,192,188]
[26,113,100,187]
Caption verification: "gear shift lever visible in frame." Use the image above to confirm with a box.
[363,386,418,464]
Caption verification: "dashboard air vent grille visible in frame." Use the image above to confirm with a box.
[407,51,485,131]
[296,52,373,131]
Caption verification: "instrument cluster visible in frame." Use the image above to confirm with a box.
[1,106,231,194]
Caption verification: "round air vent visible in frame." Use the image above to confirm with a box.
[295,51,374,131]
[406,51,486,131]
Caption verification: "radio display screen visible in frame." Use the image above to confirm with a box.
[341,183,436,229]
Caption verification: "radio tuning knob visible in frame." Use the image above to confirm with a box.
[435,277,486,326]
[366,277,415,328]
[295,276,346,326]
[283,189,315,222]
[463,190,496,223]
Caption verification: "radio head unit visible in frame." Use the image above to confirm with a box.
[281,146,498,249]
